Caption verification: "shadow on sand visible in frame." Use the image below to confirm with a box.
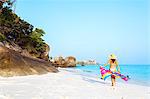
[59,68,110,86]
[82,77,110,85]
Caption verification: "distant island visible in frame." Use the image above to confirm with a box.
[77,60,97,66]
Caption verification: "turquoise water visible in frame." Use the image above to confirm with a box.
[74,64,150,86]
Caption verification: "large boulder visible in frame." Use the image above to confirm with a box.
[0,45,58,77]
[53,56,66,67]
[52,56,76,67]
[64,56,76,67]
[40,44,50,61]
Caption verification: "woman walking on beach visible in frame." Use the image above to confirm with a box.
[104,54,120,86]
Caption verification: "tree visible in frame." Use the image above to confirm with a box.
[0,32,6,42]
[0,0,50,60]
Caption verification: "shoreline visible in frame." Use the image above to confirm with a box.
[0,68,149,99]
[75,64,150,87]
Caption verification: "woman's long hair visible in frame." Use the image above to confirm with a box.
[111,59,116,63]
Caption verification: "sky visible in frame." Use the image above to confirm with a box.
[15,0,149,65]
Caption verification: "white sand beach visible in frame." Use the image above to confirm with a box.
[0,68,149,99]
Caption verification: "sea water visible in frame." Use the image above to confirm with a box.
[73,64,150,87]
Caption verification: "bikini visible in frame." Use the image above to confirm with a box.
[110,68,117,78]
[110,68,116,72]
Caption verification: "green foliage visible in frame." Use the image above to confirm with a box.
[30,28,45,44]
[28,28,46,53]
[0,1,49,60]
[0,32,6,42]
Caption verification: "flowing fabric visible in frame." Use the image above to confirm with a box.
[100,66,129,81]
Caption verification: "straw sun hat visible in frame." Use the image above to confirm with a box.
[109,54,117,59]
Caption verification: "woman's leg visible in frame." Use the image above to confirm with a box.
[111,75,116,86]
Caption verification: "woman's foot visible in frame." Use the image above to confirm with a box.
[112,83,115,86]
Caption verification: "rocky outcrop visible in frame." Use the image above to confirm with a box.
[39,44,50,61]
[53,56,76,67]
[0,41,50,61]
[64,56,76,67]
[0,41,51,61]
[52,56,65,67]
[0,41,33,58]
[0,45,58,77]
